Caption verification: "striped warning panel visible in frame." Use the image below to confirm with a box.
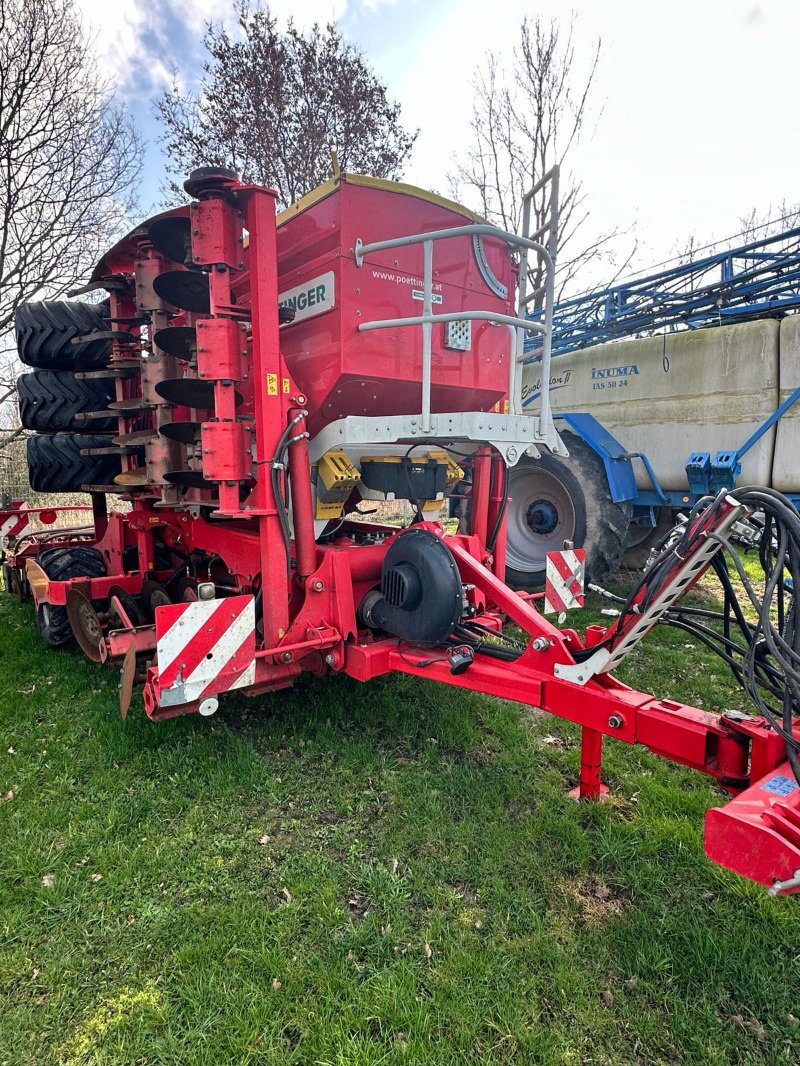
[544,548,586,614]
[155,594,256,708]
[0,508,29,546]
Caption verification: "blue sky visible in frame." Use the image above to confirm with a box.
[76,0,800,281]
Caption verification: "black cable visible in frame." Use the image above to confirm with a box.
[460,619,526,650]
[401,444,426,525]
[486,460,509,555]
[608,487,800,784]
[451,624,524,661]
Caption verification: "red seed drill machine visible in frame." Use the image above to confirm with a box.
[3,166,800,896]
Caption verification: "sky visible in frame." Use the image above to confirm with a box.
[75,0,800,288]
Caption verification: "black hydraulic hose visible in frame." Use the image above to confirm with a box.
[486,462,509,554]
[268,412,306,581]
[661,488,800,783]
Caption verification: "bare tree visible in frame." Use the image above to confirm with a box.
[672,201,800,269]
[450,15,636,305]
[154,1,417,208]
[0,0,141,447]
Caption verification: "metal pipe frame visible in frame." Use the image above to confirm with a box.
[354,219,556,430]
[518,166,560,437]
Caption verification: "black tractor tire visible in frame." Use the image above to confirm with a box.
[26,433,121,493]
[17,370,115,432]
[34,545,106,647]
[15,300,111,370]
[621,509,678,570]
[505,430,632,591]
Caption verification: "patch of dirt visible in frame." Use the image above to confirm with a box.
[346,892,371,921]
[565,877,632,922]
[538,732,573,750]
[316,806,345,826]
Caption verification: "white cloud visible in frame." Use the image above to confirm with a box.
[74,0,800,274]
[75,0,359,93]
[75,1,151,82]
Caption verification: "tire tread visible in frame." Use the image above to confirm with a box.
[26,433,121,492]
[18,370,114,431]
[15,300,111,370]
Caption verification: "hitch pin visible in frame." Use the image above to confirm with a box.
[768,868,800,896]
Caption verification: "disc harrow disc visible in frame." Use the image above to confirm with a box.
[3,564,25,603]
[153,325,197,359]
[155,378,243,408]
[141,577,172,621]
[108,397,156,411]
[114,468,149,487]
[147,217,192,265]
[164,470,211,489]
[176,575,199,602]
[66,588,104,662]
[119,643,137,720]
[159,421,201,443]
[112,429,158,446]
[108,585,144,629]
[152,270,210,314]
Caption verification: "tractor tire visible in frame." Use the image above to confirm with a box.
[26,433,121,493]
[17,370,115,432]
[34,545,106,647]
[505,430,632,591]
[15,300,111,370]
[621,509,677,570]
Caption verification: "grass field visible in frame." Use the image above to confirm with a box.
[1,575,799,1065]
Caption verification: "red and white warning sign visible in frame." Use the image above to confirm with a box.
[155,594,256,708]
[0,505,29,546]
[544,548,586,614]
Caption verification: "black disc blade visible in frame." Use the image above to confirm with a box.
[164,470,211,488]
[160,421,201,443]
[147,217,192,264]
[152,269,210,313]
[153,325,197,359]
[155,378,243,408]
[108,585,144,629]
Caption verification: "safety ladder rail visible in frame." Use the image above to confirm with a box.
[555,494,750,685]
[354,218,556,438]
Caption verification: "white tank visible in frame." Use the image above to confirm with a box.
[772,315,800,492]
[522,320,780,491]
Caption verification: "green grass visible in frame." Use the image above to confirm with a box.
[1,580,799,1065]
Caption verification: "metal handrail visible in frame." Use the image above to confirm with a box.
[518,166,559,434]
[354,212,557,436]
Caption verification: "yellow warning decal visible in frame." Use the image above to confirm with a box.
[267,373,278,395]
[282,377,290,394]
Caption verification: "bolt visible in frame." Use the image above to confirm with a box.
[531,636,549,651]
[608,714,624,729]
[281,651,292,663]
[324,653,335,666]
[313,580,324,592]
